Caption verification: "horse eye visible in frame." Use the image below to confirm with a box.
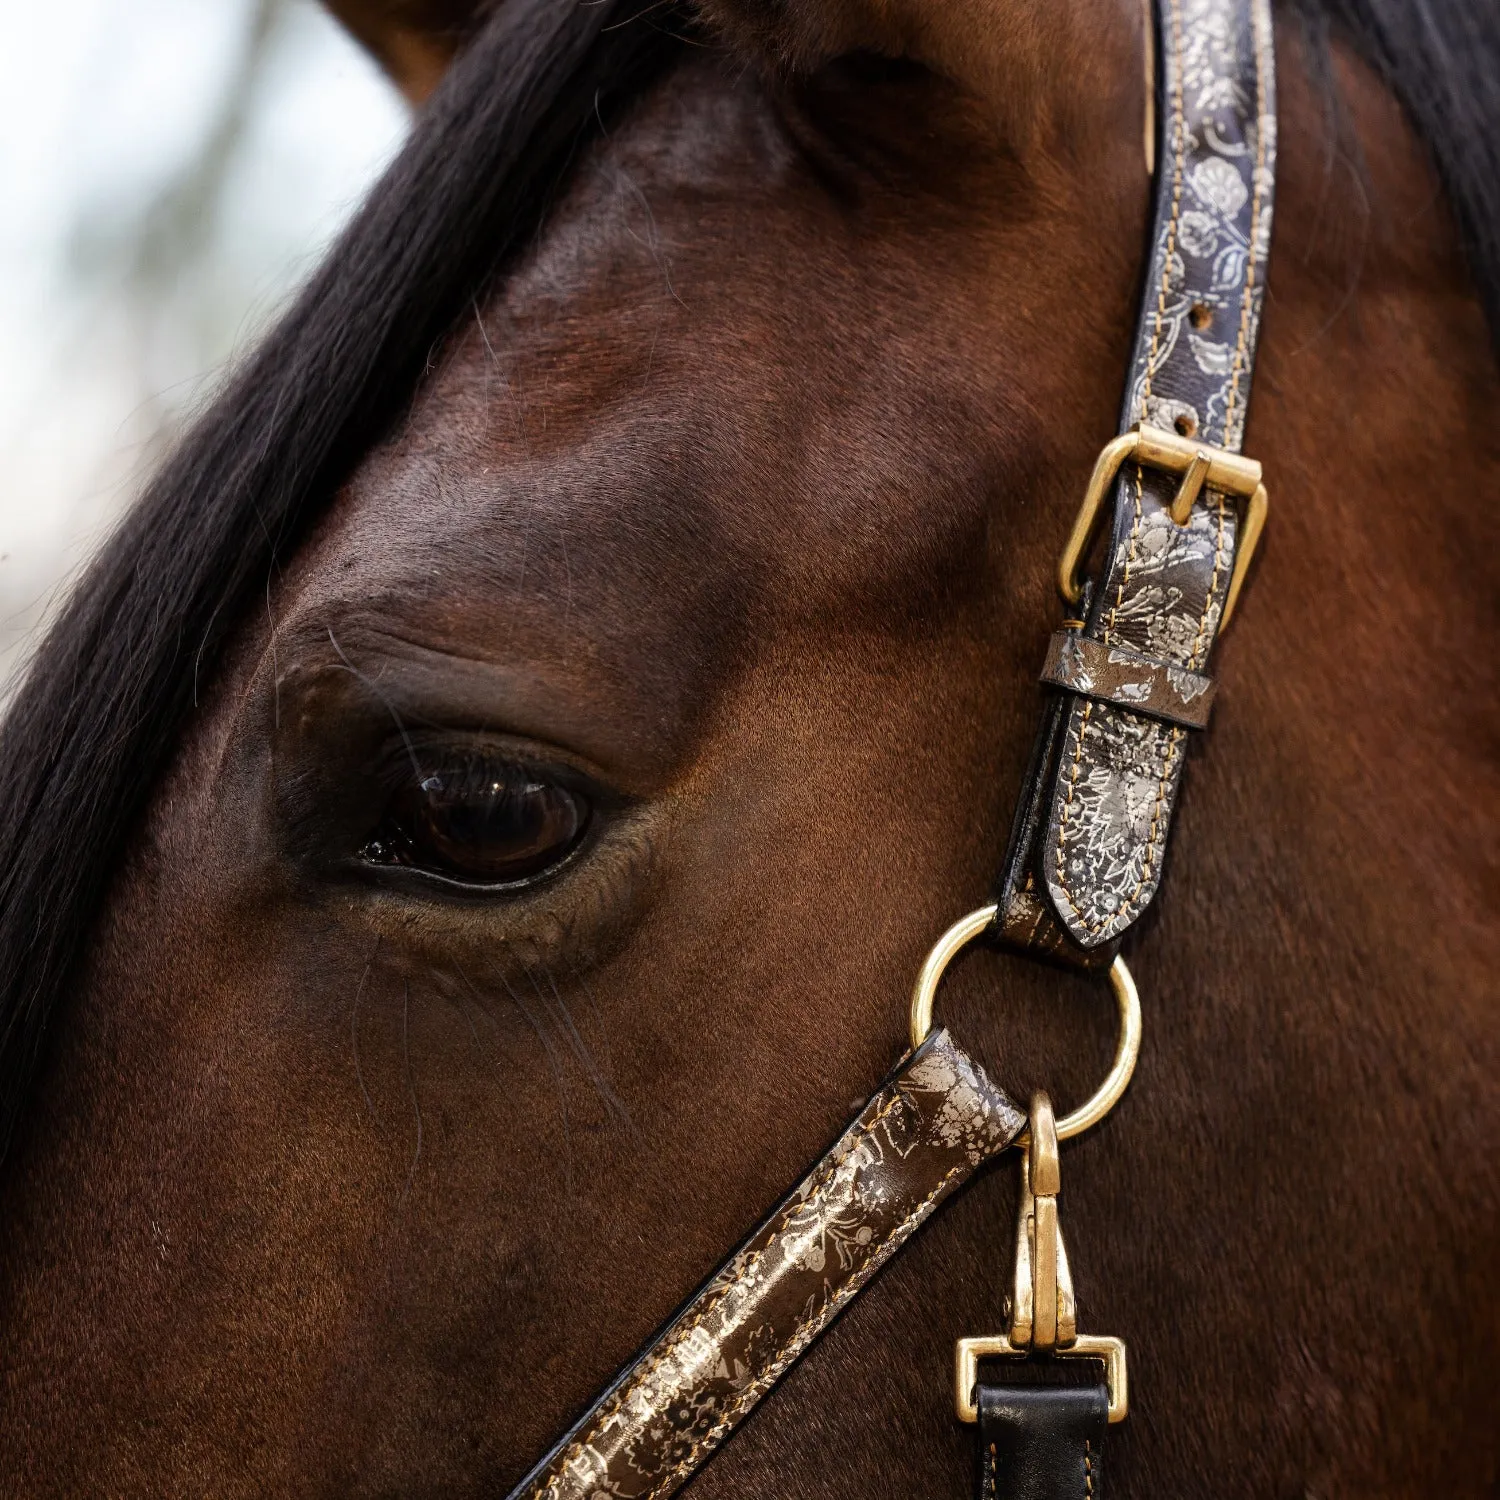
[362,757,590,886]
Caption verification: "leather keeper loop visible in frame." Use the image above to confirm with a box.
[1040,630,1216,730]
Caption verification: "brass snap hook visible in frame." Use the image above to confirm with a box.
[954,1091,1129,1424]
[908,909,1135,1425]
[1010,1092,1073,1353]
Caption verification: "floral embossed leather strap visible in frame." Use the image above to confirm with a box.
[1039,629,1217,731]
[996,0,1277,963]
[507,1030,1024,1500]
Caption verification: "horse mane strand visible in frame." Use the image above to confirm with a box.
[1297,0,1500,345]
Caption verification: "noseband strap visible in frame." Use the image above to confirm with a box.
[512,1033,1024,1500]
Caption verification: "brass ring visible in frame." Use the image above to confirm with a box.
[908,903,1141,1142]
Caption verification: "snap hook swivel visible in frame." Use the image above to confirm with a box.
[1008,1092,1075,1353]
[954,1092,1129,1424]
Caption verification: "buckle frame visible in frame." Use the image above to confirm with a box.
[954,1332,1128,1425]
[1057,423,1268,630]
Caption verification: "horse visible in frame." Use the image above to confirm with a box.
[0,0,1494,1493]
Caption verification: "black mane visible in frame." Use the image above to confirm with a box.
[1297,0,1500,336]
[0,0,1493,1155]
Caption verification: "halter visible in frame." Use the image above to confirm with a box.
[512,0,1276,1493]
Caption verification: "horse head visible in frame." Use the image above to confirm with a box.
[1,0,1494,1494]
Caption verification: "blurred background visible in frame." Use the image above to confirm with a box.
[0,0,409,691]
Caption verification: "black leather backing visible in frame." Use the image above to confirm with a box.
[975,1383,1109,1500]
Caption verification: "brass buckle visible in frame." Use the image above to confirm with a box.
[1057,423,1268,630]
[955,1094,1129,1425]
[955,1334,1128,1426]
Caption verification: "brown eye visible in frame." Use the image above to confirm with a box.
[363,757,590,886]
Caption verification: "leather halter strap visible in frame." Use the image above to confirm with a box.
[509,1032,1024,1499]
[974,3,1276,1494]
[995,0,1277,971]
[506,2,1277,1496]
[977,1385,1109,1500]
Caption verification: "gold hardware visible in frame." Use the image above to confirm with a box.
[1009,1094,1075,1352]
[1169,445,1213,523]
[1057,423,1268,629]
[954,1333,1128,1425]
[909,905,1141,1142]
[1225,477,1267,629]
[954,1094,1129,1425]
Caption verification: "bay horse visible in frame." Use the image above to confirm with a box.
[0,0,1495,1494]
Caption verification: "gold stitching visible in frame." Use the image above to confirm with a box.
[547,1053,1017,1500]
[1137,0,1186,419]
[640,1144,987,1499]
[1053,0,1184,930]
[1221,1,1271,446]
[1053,697,1096,920]
[1189,492,1229,670]
[548,1084,906,1481]
[1103,0,1186,647]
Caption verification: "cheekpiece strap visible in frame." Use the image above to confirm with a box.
[995,0,1278,962]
